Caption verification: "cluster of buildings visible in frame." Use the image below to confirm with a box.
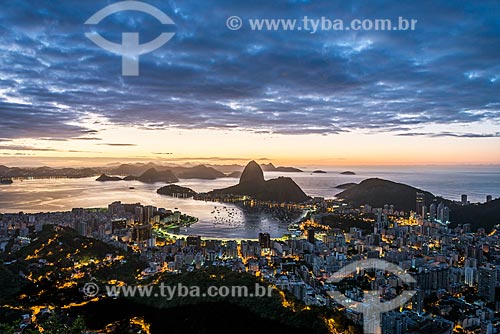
[1,193,500,334]
[0,201,185,252]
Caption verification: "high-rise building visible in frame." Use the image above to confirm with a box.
[461,194,468,206]
[382,312,406,334]
[481,321,494,334]
[187,236,202,248]
[75,221,88,237]
[258,232,271,249]
[464,258,477,287]
[225,241,238,258]
[174,253,184,270]
[436,203,450,223]
[478,265,496,302]
[144,205,155,223]
[414,266,449,291]
[108,201,125,215]
[465,267,476,287]
[307,229,315,244]
[416,192,425,216]
[429,203,436,220]
[463,224,471,233]
[412,289,425,315]
[111,218,127,232]
[421,205,427,218]
[135,206,144,223]
[442,206,450,223]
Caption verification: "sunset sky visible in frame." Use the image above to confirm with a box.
[0,0,499,167]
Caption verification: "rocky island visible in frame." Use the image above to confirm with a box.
[206,161,310,203]
[157,185,197,197]
[96,174,122,182]
[0,177,13,185]
[260,163,303,173]
[340,171,356,175]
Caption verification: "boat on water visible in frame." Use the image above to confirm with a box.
[0,178,13,185]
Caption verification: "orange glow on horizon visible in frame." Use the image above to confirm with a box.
[1,125,499,167]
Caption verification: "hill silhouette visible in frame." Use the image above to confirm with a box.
[261,163,303,172]
[157,184,197,197]
[336,178,439,211]
[110,163,158,176]
[449,198,500,231]
[96,174,122,182]
[335,182,357,189]
[175,165,225,179]
[124,168,179,183]
[209,161,309,203]
[110,163,226,179]
[336,178,500,232]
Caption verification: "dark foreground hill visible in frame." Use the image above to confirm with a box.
[208,161,310,203]
[336,178,500,232]
[336,178,438,211]
[449,198,500,231]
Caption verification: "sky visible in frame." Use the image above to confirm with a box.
[0,0,499,167]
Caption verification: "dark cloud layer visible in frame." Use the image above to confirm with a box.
[0,0,498,140]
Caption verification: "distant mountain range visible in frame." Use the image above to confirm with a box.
[336,178,500,231]
[109,163,229,180]
[0,165,100,178]
[207,161,309,203]
[97,168,179,183]
[174,165,226,179]
[0,161,305,180]
[124,168,179,183]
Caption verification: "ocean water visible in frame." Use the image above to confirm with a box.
[275,165,500,203]
[0,166,498,238]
